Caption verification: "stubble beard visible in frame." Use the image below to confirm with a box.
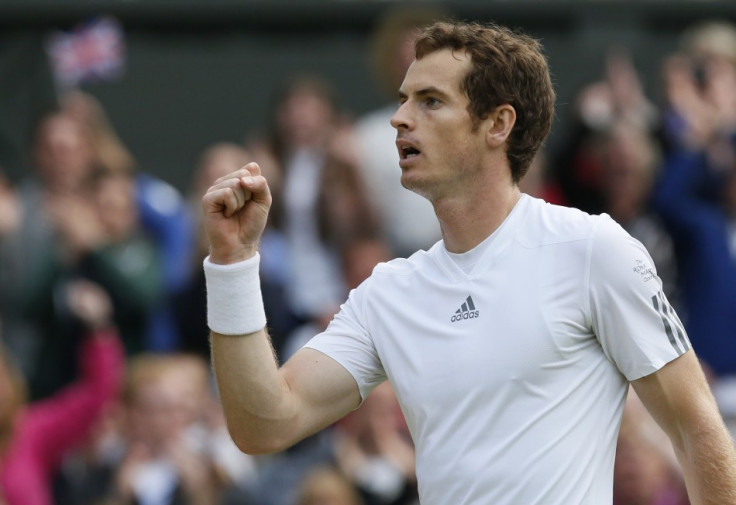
[400,168,436,202]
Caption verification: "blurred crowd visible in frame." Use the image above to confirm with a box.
[0,6,735,505]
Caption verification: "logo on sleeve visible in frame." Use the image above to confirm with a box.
[451,296,480,322]
[633,259,654,282]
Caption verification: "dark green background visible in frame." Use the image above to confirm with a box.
[1,1,735,191]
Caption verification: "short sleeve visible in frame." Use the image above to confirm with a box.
[303,279,387,401]
[588,216,691,381]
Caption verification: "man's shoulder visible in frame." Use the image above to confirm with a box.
[518,196,611,247]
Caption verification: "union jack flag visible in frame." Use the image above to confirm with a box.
[46,16,126,88]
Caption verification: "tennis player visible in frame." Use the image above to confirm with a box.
[201,21,736,504]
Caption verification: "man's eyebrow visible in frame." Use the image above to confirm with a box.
[416,86,449,99]
[398,86,450,102]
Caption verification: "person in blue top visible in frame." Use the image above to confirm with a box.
[653,21,736,377]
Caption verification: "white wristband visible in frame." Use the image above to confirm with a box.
[203,253,267,335]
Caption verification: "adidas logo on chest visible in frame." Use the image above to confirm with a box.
[450,295,480,322]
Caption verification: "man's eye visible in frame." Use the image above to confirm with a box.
[426,97,441,107]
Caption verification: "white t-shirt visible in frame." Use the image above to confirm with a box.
[305,194,690,505]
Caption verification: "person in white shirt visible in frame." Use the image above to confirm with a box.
[201,21,736,505]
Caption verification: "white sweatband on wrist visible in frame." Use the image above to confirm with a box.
[203,253,267,335]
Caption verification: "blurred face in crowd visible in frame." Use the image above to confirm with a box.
[93,173,138,242]
[277,83,335,149]
[34,113,95,191]
[194,144,251,198]
[127,375,190,453]
[602,124,658,221]
[125,356,211,454]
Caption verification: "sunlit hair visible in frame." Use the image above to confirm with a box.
[123,353,210,406]
[414,21,556,183]
[681,20,736,64]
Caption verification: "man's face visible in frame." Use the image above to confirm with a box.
[391,49,487,200]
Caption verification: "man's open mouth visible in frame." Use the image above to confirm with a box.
[400,145,421,160]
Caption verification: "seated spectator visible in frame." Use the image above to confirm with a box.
[22,168,161,399]
[0,108,99,380]
[0,280,125,505]
[74,353,256,505]
[175,142,299,360]
[332,383,416,505]
[61,90,195,352]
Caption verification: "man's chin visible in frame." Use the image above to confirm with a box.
[400,174,432,200]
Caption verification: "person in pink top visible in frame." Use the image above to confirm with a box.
[0,279,125,505]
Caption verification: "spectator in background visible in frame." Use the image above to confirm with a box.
[175,141,299,359]
[354,6,445,258]
[652,20,736,378]
[599,121,680,306]
[0,109,99,379]
[552,49,659,214]
[0,279,125,505]
[263,75,378,338]
[77,353,256,505]
[61,90,195,352]
[22,167,160,400]
[333,383,416,505]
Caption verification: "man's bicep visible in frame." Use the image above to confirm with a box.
[632,350,722,449]
[281,347,363,436]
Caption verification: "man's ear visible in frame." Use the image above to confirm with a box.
[486,104,516,148]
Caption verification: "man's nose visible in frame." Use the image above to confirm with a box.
[390,102,413,131]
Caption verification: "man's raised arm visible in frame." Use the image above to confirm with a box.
[202,163,361,454]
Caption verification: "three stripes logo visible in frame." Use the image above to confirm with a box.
[651,291,690,355]
[451,296,480,322]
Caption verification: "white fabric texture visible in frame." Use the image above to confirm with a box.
[204,253,267,335]
[305,194,689,505]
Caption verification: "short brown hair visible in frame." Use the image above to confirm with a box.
[415,21,556,183]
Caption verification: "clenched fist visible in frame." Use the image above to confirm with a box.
[201,162,272,265]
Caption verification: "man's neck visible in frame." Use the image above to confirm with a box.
[434,180,522,254]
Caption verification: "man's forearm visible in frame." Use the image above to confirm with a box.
[677,419,736,504]
[210,328,298,454]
